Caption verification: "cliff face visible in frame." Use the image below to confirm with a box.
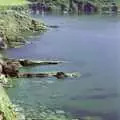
[0,85,16,120]
[28,0,119,13]
[0,10,47,48]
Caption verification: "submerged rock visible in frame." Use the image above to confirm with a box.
[48,25,59,28]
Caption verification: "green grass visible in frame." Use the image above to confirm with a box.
[0,0,29,6]
[116,0,120,4]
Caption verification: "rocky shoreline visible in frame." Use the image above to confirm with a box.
[0,9,47,119]
[0,9,81,120]
[0,10,47,49]
[0,54,80,119]
[0,58,80,84]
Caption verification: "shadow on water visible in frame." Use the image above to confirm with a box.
[80,72,92,79]
[63,107,119,120]
[70,92,119,100]
[88,88,105,92]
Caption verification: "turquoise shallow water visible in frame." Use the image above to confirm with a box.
[4,14,120,119]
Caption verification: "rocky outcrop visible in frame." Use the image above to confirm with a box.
[13,59,63,66]
[19,71,80,79]
[0,58,80,79]
[0,37,7,49]
[2,63,19,78]
[4,58,64,67]
[0,10,47,48]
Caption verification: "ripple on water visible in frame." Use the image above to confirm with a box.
[22,105,77,120]
[88,88,105,92]
[12,104,25,120]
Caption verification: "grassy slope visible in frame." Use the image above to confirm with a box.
[0,85,16,120]
[116,0,120,5]
[0,0,28,6]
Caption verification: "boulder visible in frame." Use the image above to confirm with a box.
[0,37,7,49]
[54,72,67,79]
[2,62,19,77]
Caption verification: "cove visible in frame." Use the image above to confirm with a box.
[4,14,120,119]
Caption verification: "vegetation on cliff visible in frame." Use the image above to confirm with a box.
[0,10,47,48]
[27,0,120,7]
[0,85,16,120]
[0,0,28,6]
